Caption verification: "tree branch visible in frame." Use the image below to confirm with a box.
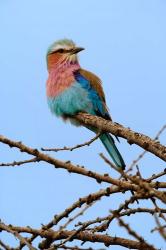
[0,224,157,250]
[74,113,166,163]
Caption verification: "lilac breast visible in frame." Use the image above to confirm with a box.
[46,62,80,98]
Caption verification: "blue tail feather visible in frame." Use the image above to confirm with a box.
[100,133,125,169]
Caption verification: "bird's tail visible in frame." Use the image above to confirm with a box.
[99,133,125,169]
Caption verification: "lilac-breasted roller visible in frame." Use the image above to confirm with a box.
[46,39,125,169]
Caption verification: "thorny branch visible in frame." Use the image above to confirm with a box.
[41,132,101,152]
[127,124,166,172]
[75,113,166,162]
[0,224,157,250]
[0,117,166,249]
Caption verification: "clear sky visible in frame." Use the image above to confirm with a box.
[0,0,166,249]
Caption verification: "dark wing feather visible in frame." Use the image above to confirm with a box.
[78,69,112,121]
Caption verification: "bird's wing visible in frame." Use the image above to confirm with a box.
[74,68,112,121]
[79,69,106,103]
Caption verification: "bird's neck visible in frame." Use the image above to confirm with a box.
[46,59,80,98]
[48,60,80,74]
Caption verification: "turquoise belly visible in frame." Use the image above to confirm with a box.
[47,82,94,117]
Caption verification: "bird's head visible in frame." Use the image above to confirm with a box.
[46,39,84,70]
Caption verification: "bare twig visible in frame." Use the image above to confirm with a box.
[154,125,166,141]
[55,203,97,248]
[127,124,166,172]
[0,221,36,250]
[153,214,166,240]
[151,198,166,240]
[41,132,101,152]
[151,225,166,233]
[0,239,11,250]
[117,217,156,250]
[60,203,95,230]
[147,169,166,182]
[76,208,166,233]
[127,150,147,172]
[0,157,39,167]
[93,194,141,233]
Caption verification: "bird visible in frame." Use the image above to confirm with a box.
[46,38,125,169]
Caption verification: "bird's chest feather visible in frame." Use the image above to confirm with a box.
[46,65,77,98]
[46,66,93,117]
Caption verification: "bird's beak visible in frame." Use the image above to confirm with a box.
[70,47,84,54]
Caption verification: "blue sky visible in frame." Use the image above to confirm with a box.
[0,0,166,248]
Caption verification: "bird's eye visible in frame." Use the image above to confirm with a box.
[57,48,64,53]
